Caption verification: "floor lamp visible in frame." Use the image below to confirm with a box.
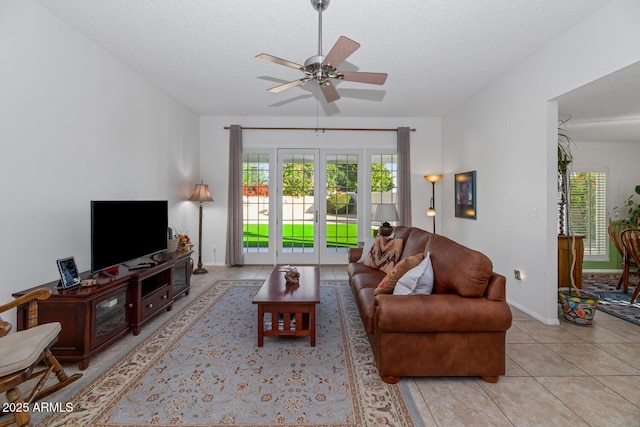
[188,181,214,274]
[424,174,442,233]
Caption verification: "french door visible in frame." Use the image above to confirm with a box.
[277,149,360,264]
[277,150,319,264]
[243,149,361,265]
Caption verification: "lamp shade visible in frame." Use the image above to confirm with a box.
[424,174,443,183]
[188,181,214,202]
[426,208,436,217]
[373,204,398,222]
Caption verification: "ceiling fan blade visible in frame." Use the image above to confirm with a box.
[320,81,340,103]
[340,72,388,85]
[256,53,303,70]
[267,79,306,93]
[322,36,360,68]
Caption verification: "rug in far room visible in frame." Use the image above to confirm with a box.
[38,279,415,427]
[582,272,640,326]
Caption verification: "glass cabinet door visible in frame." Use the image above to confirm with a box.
[172,259,190,298]
[91,284,130,348]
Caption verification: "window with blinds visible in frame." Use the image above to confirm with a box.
[569,170,607,258]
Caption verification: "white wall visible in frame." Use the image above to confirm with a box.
[441,0,640,323]
[0,0,200,327]
[198,115,441,265]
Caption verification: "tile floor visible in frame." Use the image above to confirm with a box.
[15,265,640,426]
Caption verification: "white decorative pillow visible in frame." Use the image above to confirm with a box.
[393,259,427,295]
[374,253,424,295]
[393,252,435,295]
[357,236,375,263]
[414,252,435,294]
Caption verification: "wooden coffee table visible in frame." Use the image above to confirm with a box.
[252,265,320,347]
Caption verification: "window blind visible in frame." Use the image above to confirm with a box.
[569,170,607,257]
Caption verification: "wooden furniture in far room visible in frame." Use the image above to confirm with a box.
[253,266,320,347]
[558,234,584,289]
[621,229,640,304]
[608,221,638,293]
[1,288,82,427]
[12,250,193,370]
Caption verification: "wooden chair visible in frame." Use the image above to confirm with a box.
[608,221,638,293]
[0,289,82,427]
[622,229,640,305]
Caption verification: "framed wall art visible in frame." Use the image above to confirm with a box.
[455,171,476,219]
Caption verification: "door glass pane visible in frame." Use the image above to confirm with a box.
[370,154,398,236]
[243,153,270,253]
[325,154,358,253]
[282,153,315,253]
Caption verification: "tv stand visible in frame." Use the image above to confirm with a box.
[13,250,193,370]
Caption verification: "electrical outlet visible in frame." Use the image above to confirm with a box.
[514,269,522,280]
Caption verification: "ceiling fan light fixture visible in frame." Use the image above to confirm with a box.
[256,0,387,103]
[304,55,325,68]
[311,0,330,12]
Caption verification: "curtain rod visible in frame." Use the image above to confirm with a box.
[223,126,416,132]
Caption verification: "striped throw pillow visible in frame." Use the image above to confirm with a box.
[364,236,404,274]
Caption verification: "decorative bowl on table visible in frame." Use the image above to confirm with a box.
[284,268,300,284]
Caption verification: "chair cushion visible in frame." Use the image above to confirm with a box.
[0,323,61,377]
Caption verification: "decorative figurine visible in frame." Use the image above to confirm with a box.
[284,267,300,284]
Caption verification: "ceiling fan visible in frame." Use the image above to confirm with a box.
[256,0,388,103]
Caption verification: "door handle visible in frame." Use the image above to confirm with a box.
[315,210,318,223]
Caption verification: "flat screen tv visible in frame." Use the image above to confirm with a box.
[91,200,168,273]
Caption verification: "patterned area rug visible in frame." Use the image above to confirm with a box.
[39,280,414,427]
[582,273,640,326]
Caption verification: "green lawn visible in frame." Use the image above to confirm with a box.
[243,223,359,247]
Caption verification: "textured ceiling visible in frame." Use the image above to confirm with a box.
[558,62,640,143]
[34,0,617,119]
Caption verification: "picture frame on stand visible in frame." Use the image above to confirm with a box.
[56,256,81,289]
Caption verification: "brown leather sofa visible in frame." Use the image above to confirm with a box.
[347,226,512,384]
